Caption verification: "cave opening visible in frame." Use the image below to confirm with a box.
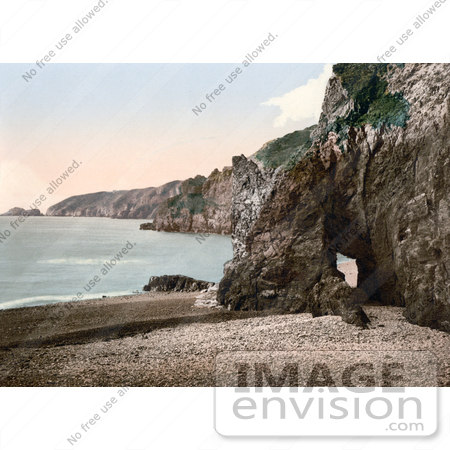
[336,253,358,287]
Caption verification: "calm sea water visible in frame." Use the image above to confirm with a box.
[0,217,233,310]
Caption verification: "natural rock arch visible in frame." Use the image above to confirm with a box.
[218,63,450,332]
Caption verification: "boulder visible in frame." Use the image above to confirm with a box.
[194,284,221,308]
[140,222,156,230]
[143,275,214,293]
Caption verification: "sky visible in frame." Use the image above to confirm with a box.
[0,63,331,213]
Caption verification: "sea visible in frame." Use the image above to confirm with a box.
[0,216,233,310]
[0,216,353,310]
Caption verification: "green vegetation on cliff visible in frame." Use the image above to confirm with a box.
[153,167,232,234]
[331,63,410,131]
[254,125,316,170]
[313,64,410,151]
[162,171,229,220]
[166,193,209,218]
[255,65,410,171]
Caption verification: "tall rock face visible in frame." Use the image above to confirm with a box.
[153,167,232,234]
[230,156,280,259]
[218,63,450,332]
[230,126,316,259]
[46,180,182,219]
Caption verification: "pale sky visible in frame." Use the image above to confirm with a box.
[0,63,331,213]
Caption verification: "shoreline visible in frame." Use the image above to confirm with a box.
[9,260,450,387]
[1,290,449,386]
[0,260,357,313]
[0,291,284,349]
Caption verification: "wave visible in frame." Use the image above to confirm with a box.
[37,258,147,265]
[0,290,141,310]
[0,295,71,309]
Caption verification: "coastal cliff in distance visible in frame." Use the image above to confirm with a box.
[218,63,450,332]
[0,207,43,216]
[45,129,316,233]
[46,180,182,219]
[45,166,234,233]
[153,167,232,234]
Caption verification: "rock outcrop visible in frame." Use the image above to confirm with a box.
[143,275,214,292]
[194,284,221,308]
[140,222,156,230]
[1,207,43,216]
[218,63,450,332]
[153,167,232,234]
[46,180,182,219]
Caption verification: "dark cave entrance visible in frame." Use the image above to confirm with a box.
[324,212,402,306]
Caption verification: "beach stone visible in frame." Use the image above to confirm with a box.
[194,284,221,308]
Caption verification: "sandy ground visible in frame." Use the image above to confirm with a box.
[0,292,276,348]
[1,283,449,386]
[337,260,357,287]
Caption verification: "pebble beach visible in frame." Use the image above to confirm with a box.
[1,262,449,387]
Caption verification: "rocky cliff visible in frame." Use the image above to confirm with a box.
[218,63,450,332]
[1,208,43,216]
[153,167,232,234]
[46,180,182,219]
